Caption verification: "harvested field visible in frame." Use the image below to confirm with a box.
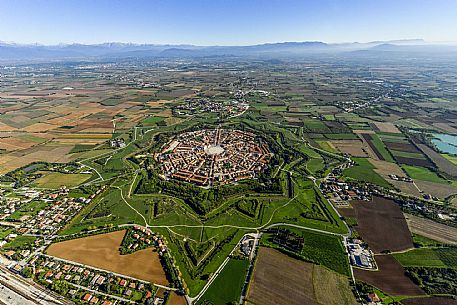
[330,140,369,157]
[415,180,457,198]
[395,156,433,168]
[354,255,424,296]
[372,122,401,133]
[402,297,457,305]
[433,122,457,134]
[390,180,422,197]
[46,230,169,285]
[417,144,457,178]
[384,141,419,153]
[0,137,37,151]
[247,247,317,305]
[368,159,407,178]
[247,247,356,305]
[22,122,57,132]
[350,197,413,253]
[313,265,358,305]
[405,214,457,245]
[0,145,74,174]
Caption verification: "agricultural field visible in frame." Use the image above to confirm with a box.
[1,55,457,305]
[262,227,350,276]
[354,255,424,296]
[401,165,449,184]
[405,214,457,245]
[46,230,169,285]
[246,247,356,305]
[343,197,413,253]
[195,259,249,305]
[343,158,391,188]
[330,139,369,157]
[394,247,457,268]
[33,172,91,188]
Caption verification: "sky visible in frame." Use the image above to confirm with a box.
[0,0,456,45]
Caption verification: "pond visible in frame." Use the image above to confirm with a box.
[431,133,457,155]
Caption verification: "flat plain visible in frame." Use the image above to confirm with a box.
[46,230,169,285]
[347,197,414,253]
[246,247,356,305]
[405,214,457,244]
[354,254,424,296]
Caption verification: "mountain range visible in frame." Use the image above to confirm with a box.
[1,39,456,61]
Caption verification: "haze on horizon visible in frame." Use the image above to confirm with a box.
[1,0,457,46]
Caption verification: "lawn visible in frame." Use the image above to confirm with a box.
[195,258,249,305]
[401,165,448,184]
[343,158,390,188]
[2,236,37,251]
[33,172,91,188]
[7,200,49,220]
[0,227,14,239]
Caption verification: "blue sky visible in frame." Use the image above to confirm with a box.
[0,0,456,45]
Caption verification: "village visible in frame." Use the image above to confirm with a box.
[29,254,163,305]
[155,128,272,186]
[0,186,107,262]
[173,98,249,118]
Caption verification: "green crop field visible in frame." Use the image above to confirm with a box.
[343,157,390,188]
[316,140,337,153]
[324,133,358,140]
[142,116,165,124]
[394,247,457,268]
[402,165,449,184]
[195,259,249,305]
[33,172,91,188]
[370,134,395,162]
[394,248,447,268]
[378,134,409,143]
[303,119,327,130]
[263,227,350,276]
[443,154,457,165]
[390,150,426,159]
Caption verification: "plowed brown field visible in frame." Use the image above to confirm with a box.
[47,230,168,285]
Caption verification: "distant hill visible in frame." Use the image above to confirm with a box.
[0,39,455,61]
